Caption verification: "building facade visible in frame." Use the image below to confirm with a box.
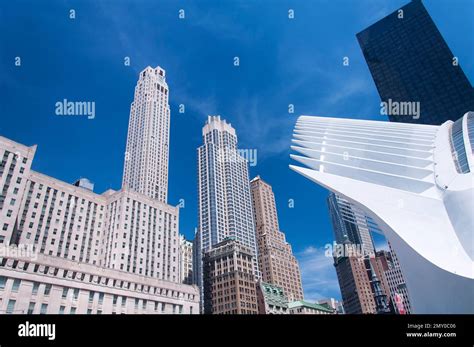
[333,251,377,314]
[290,114,474,313]
[202,238,258,314]
[0,135,199,313]
[384,244,412,314]
[357,0,474,125]
[179,235,193,285]
[250,176,303,301]
[288,300,334,315]
[256,281,289,314]
[122,66,171,202]
[327,193,391,314]
[195,116,258,307]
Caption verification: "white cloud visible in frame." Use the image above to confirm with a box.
[296,245,341,302]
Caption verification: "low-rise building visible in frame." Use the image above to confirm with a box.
[256,281,289,314]
[288,300,334,315]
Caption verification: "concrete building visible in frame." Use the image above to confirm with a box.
[290,113,474,313]
[0,135,199,314]
[122,66,171,203]
[195,116,258,308]
[288,300,334,315]
[250,176,303,301]
[256,281,289,314]
[203,238,258,314]
[179,235,193,285]
[0,248,198,314]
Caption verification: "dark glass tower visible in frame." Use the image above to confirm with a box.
[357,0,474,125]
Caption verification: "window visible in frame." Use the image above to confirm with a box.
[27,302,35,314]
[59,306,65,314]
[11,279,21,292]
[40,303,48,314]
[70,307,76,314]
[73,288,79,300]
[0,276,6,289]
[62,288,68,298]
[6,300,16,314]
[44,284,52,296]
[32,282,39,295]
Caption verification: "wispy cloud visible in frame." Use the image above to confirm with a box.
[296,245,341,302]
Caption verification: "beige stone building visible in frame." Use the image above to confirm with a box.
[179,235,193,285]
[249,176,303,301]
[0,136,199,314]
[203,238,258,314]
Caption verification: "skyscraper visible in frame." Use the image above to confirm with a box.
[250,176,303,301]
[290,114,474,313]
[327,193,391,314]
[357,0,474,125]
[195,116,258,307]
[122,66,170,202]
[327,192,376,257]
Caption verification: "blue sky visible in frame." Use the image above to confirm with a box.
[1,0,473,301]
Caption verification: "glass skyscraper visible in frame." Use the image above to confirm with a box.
[357,0,474,125]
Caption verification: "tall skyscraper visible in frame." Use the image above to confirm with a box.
[195,116,258,307]
[122,66,170,202]
[203,238,258,314]
[250,176,303,301]
[357,0,474,125]
[327,192,376,257]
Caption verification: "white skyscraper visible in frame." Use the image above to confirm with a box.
[194,116,259,304]
[123,66,170,203]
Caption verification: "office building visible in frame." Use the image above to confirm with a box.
[250,176,303,301]
[357,0,474,125]
[0,136,199,314]
[202,238,258,314]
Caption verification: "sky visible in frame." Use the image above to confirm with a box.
[1,0,473,301]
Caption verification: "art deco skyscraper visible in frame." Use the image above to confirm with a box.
[250,176,303,301]
[122,66,170,202]
[195,116,259,303]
